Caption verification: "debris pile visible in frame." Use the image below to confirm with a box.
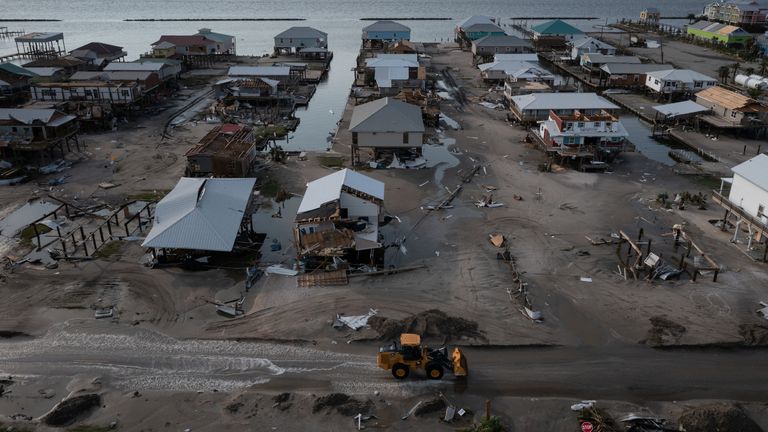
[368,309,485,343]
[739,323,768,346]
[312,393,373,416]
[414,398,446,417]
[677,404,762,432]
[577,405,618,432]
[642,315,687,347]
[42,394,101,426]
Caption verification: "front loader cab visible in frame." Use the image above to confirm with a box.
[399,333,423,361]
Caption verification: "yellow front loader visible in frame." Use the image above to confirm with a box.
[377,333,468,380]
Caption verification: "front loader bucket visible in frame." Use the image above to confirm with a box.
[452,347,468,377]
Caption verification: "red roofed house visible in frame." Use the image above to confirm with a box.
[70,42,127,67]
[151,35,219,57]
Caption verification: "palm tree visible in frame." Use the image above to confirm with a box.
[760,59,768,76]
[744,67,755,76]
[731,62,741,82]
[718,65,730,83]
[687,13,696,24]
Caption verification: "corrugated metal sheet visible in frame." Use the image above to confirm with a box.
[142,177,256,251]
[297,169,384,215]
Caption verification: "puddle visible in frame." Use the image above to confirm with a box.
[251,197,300,264]
[0,199,60,238]
[622,116,688,166]
[424,139,460,187]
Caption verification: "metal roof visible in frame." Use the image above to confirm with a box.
[463,23,505,33]
[732,154,768,190]
[105,62,164,72]
[479,60,551,77]
[494,53,540,62]
[196,28,234,43]
[581,54,641,64]
[646,69,716,83]
[473,34,532,47]
[0,108,74,125]
[228,66,290,77]
[152,35,216,47]
[511,93,618,110]
[600,63,674,74]
[0,63,37,77]
[363,20,411,33]
[297,169,384,215]
[571,36,615,50]
[531,19,583,35]
[275,26,327,39]
[21,67,62,77]
[458,16,494,29]
[142,177,256,252]
[652,100,710,117]
[689,21,750,35]
[349,97,425,133]
[15,32,63,43]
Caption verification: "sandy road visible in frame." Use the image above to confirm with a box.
[2,324,768,403]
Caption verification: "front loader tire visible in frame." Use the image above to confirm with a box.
[426,363,444,380]
[392,363,409,379]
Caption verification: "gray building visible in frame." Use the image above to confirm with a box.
[471,35,533,57]
[274,27,328,55]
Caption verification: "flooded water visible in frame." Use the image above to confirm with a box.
[0,199,60,238]
[621,116,676,166]
[0,1,706,151]
[250,196,300,265]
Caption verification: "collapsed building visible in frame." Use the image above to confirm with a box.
[294,169,385,272]
[185,124,266,177]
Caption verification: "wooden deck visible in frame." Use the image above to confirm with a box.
[297,269,349,287]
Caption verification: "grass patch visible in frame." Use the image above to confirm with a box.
[318,155,345,168]
[92,241,123,259]
[128,190,168,202]
[67,426,113,432]
[686,175,721,191]
[462,416,505,432]
[19,223,52,241]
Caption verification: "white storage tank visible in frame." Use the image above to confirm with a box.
[735,74,750,86]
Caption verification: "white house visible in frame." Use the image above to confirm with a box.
[363,54,422,93]
[509,92,620,122]
[537,109,629,155]
[142,177,257,252]
[274,27,328,54]
[30,81,142,104]
[478,60,554,83]
[294,169,385,260]
[570,37,616,61]
[349,97,425,156]
[228,66,292,85]
[580,54,640,71]
[645,69,717,94]
[726,154,768,225]
[196,28,236,54]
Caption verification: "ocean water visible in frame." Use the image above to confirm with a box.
[0,0,708,150]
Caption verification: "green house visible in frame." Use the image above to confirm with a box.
[531,19,584,41]
[463,22,506,41]
[687,21,753,47]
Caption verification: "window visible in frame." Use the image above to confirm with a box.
[121,90,131,98]
[577,122,584,128]
[352,132,358,145]
[758,205,765,218]
[41,89,56,98]
[694,81,702,88]
[730,111,738,118]
[594,122,600,127]
[11,127,17,132]
[84,89,93,98]
[606,122,612,128]
[403,133,409,144]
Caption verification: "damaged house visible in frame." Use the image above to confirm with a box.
[294,169,385,272]
[0,108,79,161]
[361,54,425,96]
[185,124,265,177]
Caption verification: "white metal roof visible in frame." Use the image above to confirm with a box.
[600,63,674,74]
[494,53,539,62]
[571,36,615,50]
[142,177,256,251]
[105,62,164,72]
[297,169,384,214]
[349,97,425,133]
[22,67,62,77]
[0,108,72,124]
[653,100,710,117]
[275,26,327,39]
[511,93,618,110]
[732,154,768,190]
[581,54,641,64]
[228,66,290,77]
[646,69,716,83]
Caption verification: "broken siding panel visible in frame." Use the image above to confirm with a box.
[340,193,379,218]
